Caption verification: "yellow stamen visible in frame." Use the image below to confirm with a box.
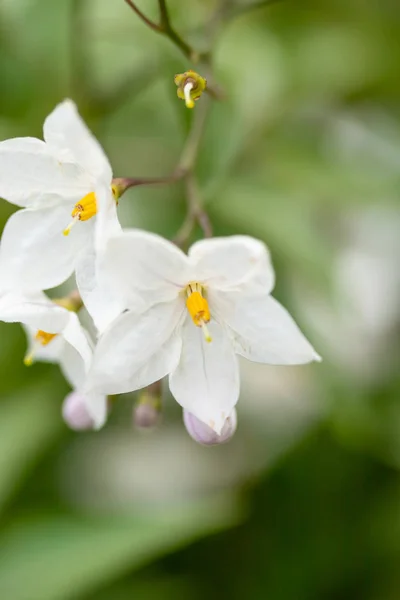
[186,283,212,342]
[63,191,97,236]
[63,214,79,236]
[35,330,58,345]
[200,320,212,343]
[23,351,35,367]
[24,330,58,367]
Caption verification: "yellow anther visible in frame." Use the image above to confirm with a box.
[186,283,212,342]
[35,330,58,346]
[24,330,58,366]
[63,191,97,236]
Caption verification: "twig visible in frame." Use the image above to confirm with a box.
[186,173,213,238]
[124,0,162,32]
[124,0,196,60]
[177,96,210,174]
[122,1,216,247]
[172,99,212,246]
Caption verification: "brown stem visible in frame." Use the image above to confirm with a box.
[124,0,196,61]
[186,173,213,238]
[124,0,162,32]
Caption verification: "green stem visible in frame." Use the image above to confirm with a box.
[177,96,210,174]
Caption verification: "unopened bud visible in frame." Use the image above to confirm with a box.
[174,70,207,109]
[134,384,162,429]
[183,409,237,446]
[54,289,83,313]
[62,391,95,431]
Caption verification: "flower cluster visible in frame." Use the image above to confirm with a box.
[0,100,321,445]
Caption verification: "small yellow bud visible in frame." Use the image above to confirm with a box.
[174,70,207,109]
[53,290,83,313]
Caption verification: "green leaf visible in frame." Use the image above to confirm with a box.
[0,382,63,513]
[0,496,240,600]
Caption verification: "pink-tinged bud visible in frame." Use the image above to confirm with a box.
[62,391,95,431]
[183,409,237,446]
[134,382,162,430]
[134,402,161,429]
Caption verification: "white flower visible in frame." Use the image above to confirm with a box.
[0,100,122,331]
[0,290,107,426]
[87,231,321,432]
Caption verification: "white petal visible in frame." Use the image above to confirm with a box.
[215,292,321,364]
[93,185,121,253]
[169,316,240,435]
[0,137,90,207]
[0,205,87,290]
[61,313,93,373]
[19,306,92,374]
[83,392,109,430]
[43,99,112,183]
[59,342,87,390]
[76,247,125,333]
[102,230,190,310]
[189,235,275,294]
[0,291,69,331]
[23,324,65,363]
[76,185,123,333]
[88,300,184,395]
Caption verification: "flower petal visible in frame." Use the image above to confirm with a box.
[0,291,69,331]
[215,292,321,364]
[76,247,125,333]
[0,205,87,291]
[43,99,112,183]
[189,235,275,294]
[76,185,123,333]
[169,316,240,434]
[83,392,109,430]
[102,230,190,310]
[23,325,65,363]
[0,137,90,207]
[93,184,121,253]
[61,312,93,373]
[87,300,184,395]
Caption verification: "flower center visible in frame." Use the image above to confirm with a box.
[63,191,97,236]
[35,330,58,346]
[186,283,212,343]
[24,330,58,366]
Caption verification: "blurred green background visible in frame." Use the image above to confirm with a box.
[0,0,400,598]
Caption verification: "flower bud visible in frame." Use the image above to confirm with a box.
[134,402,161,429]
[62,391,95,431]
[53,289,83,312]
[174,70,207,109]
[183,409,237,446]
[134,383,162,429]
